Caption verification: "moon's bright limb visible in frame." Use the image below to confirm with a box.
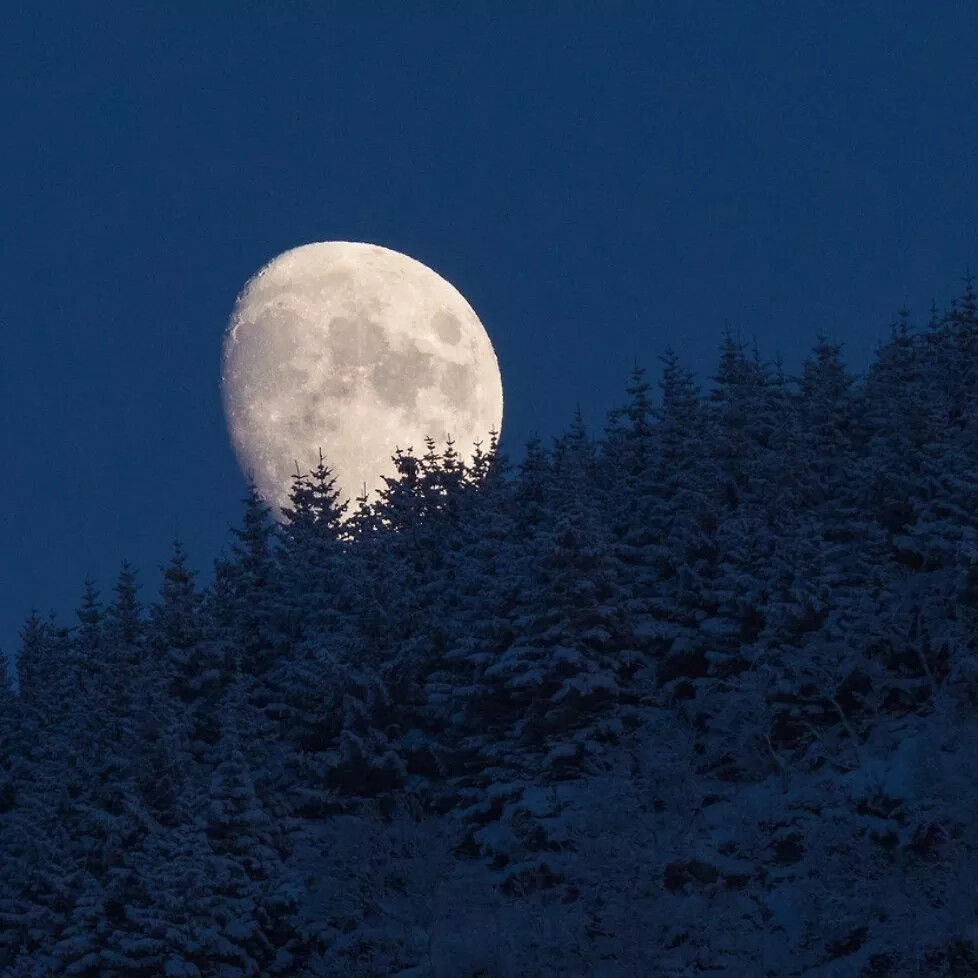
[221,241,504,518]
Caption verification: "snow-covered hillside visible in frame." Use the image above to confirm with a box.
[3,285,978,976]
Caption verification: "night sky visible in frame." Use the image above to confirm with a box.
[3,4,977,661]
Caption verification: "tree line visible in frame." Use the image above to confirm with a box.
[2,279,978,974]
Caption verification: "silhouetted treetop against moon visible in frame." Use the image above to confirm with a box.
[221,241,504,520]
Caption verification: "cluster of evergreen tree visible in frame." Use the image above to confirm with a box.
[3,280,978,975]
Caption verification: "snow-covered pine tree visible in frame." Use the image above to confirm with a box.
[383,437,477,710]
[889,290,978,575]
[598,361,655,529]
[14,611,70,733]
[430,433,550,771]
[135,541,204,826]
[19,607,94,811]
[459,409,637,789]
[271,453,363,817]
[511,433,550,545]
[201,665,305,972]
[97,560,144,752]
[277,450,353,641]
[617,350,714,699]
[944,273,978,430]
[795,333,859,508]
[698,343,798,690]
[0,654,18,816]
[416,432,518,800]
[222,481,287,685]
[72,577,104,714]
[213,484,294,813]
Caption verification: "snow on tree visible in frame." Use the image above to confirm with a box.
[212,484,297,814]
[139,540,211,817]
[0,654,18,816]
[14,611,68,728]
[93,560,145,752]
[202,665,304,972]
[278,451,351,632]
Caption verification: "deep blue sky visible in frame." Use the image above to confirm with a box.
[2,4,977,661]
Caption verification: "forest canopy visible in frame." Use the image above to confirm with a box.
[3,280,978,975]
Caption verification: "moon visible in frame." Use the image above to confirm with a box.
[220,241,504,519]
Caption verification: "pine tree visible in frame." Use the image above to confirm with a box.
[223,482,285,682]
[98,561,144,748]
[600,361,655,503]
[52,565,150,899]
[551,405,597,507]
[644,349,714,619]
[343,481,398,671]
[202,668,303,972]
[271,453,363,816]
[857,311,933,536]
[0,814,88,974]
[798,333,856,477]
[150,540,201,653]
[147,539,209,724]
[320,660,405,805]
[706,326,775,514]
[279,450,352,636]
[462,409,636,785]
[867,289,978,574]
[136,541,205,825]
[373,440,470,670]
[422,434,468,532]
[15,611,69,726]
[946,272,978,429]
[512,433,551,544]
[420,431,517,784]
[375,446,424,535]
[72,577,104,703]
[0,654,20,816]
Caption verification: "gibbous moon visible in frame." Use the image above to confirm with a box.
[221,241,504,518]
